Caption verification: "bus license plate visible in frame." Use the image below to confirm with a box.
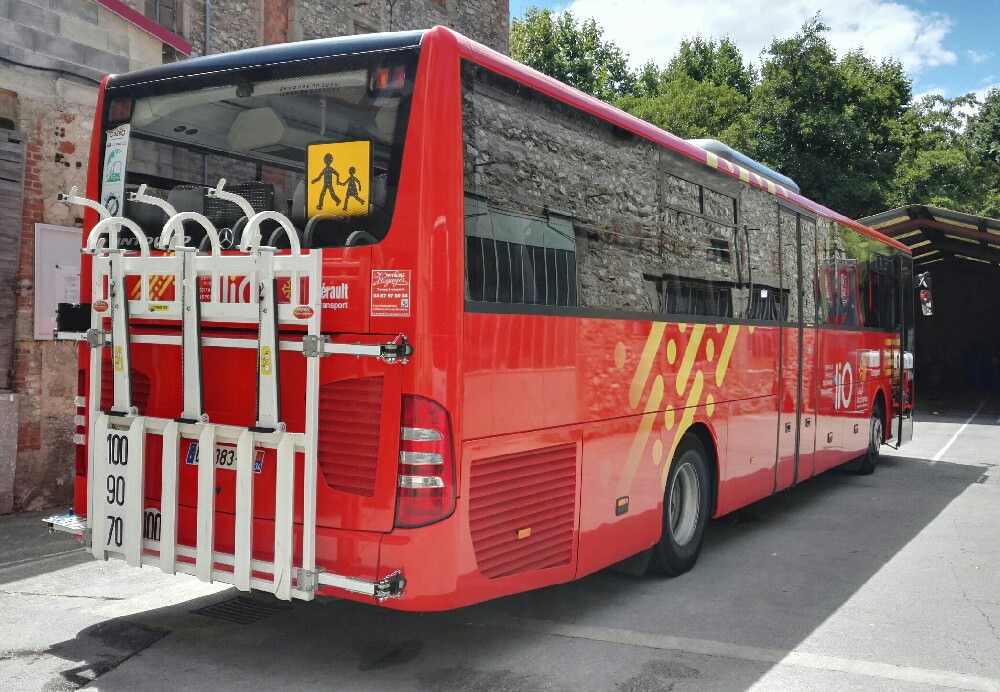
[185,442,264,473]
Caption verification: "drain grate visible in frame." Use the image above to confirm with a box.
[192,596,291,625]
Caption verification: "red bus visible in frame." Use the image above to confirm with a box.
[47,27,915,611]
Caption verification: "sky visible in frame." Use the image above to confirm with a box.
[508,0,1000,102]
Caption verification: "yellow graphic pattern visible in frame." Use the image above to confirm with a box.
[615,322,744,495]
[129,275,175,301]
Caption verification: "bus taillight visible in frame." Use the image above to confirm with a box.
[395,396,456,528]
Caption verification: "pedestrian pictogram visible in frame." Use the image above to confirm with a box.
[306,141,371,218]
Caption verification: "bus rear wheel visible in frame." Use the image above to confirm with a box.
[849,401,884,475]
[649,434,710,577]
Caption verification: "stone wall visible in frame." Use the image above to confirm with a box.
[0,1,162,511]
[162,0,509,57]
[463,64,762,317]
[293,0,508,52]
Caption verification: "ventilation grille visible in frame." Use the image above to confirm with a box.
[99,361,151,412]
[317,376,384,496]
[469,443,577,579]
[192,596,290,624]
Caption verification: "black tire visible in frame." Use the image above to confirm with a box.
[649,434,711,577]
[849,401,884,475]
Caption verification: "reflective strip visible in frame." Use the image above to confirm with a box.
[401,427,442,442]
[400,451,443,466]
[73,433,86,445]
[399,475,445,489]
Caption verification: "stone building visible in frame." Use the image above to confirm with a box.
[0,0,509,513]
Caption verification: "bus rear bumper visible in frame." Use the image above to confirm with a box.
[44,510,405,604]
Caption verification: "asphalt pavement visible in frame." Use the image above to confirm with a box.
[1,395,998,692]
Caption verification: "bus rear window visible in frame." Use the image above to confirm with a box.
[102,49,417,250]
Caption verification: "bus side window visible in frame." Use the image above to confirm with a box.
[740,188,784,322]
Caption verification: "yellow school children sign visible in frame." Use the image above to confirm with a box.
[306,141,371,218]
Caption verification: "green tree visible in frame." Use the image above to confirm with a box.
[510,8,636,101]
[745,18,910,217]
[966,88,1000,166]
[616,37,753,145]
[888,94,1000,214]
[617,76,749,143]
[661,36,755,98]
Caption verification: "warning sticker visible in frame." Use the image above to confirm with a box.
[306,141,371,218]
[371,269,411,317]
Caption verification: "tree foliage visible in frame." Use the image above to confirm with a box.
[617,76,749,143]
[966,88,1000,166]
[617,37,753,145]
[510,8,636,101]
[745,19,910,217]
[661,36,756,98]
[888,94,1000,217]
[510,7,999,219]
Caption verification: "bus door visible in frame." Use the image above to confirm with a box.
[891,254,914,447]
[776,209,819,491]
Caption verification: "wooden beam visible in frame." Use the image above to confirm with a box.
[883,218,1000,246]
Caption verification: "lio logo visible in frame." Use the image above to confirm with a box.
[834,361,854,410]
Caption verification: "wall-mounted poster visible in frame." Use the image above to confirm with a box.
[34,224,82,340]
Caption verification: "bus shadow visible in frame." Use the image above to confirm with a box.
[41,451,988,691]
[0,510,89,587]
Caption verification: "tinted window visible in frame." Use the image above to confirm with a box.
[105,48,418,250]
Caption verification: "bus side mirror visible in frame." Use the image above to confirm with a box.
[916,271,933,316]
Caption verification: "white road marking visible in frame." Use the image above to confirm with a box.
[933,399,986,462]
[463,615,1000,691]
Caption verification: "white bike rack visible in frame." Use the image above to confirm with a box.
[48,181,411,602]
